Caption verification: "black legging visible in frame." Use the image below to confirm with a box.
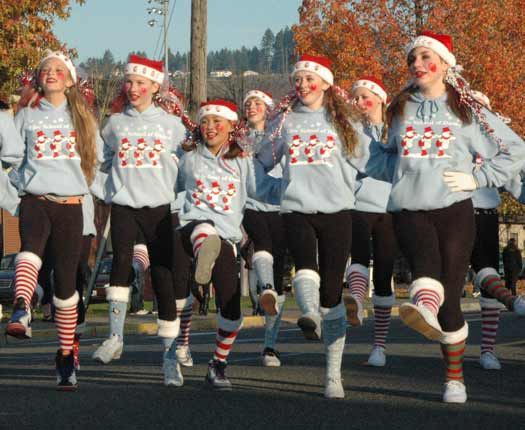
[393,199,475,332]
[351,210,397,297]
[179,221,241,321]
[110,204,177,321]
[242,209,287,295]
[19,195,83,300]
[282,210,352,308]
[471,209,500,298]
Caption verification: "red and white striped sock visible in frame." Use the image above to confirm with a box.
[14,252,42,308]
[373,306,392,349]
[190,223,218,258]
[347,264,369,303]
[213,314,243,362]
[176,297,193,348]
[480,298,501,354]
[132,244,150,272]
[54,292,79,351]
[411,279,443,316]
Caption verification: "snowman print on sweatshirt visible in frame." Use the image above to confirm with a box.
[191,161,240,214]
[287,133,337,166]
[400,122,457,159]
[113,123,172,168]
[27,116,80,160]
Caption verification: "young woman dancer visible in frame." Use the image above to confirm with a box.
[368,31,525,403]
[469,91,525,371]
[6,50,100,390]
[346,77,396,367]
[177,99,281,390]
[242,89,287,367]
[257,55,368,398]
[92,55,187,387]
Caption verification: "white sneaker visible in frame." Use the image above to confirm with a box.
[344,295,364,327]
[175,346,194,367]
[163,354,184,387]
[92,335,123,364]
[259,288,279,316]
[367,346,386,367]
[513,295,525,316]
[261,348,281,367]
[479,351,501,370]
[324,377,345,399]
[399,303,443,341]
[442,380,467,403]
[132,309,149,316]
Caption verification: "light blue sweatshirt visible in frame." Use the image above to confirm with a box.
[177,145,281,242]
[82,194,97,236]
[245,128,282,212]
[367,91,525,212]
[257,104,366,214]
[101,104,186,209]
[354,123,392,213]
[471,188,501,210]
[0,113,22,215]
[10,99,103,196]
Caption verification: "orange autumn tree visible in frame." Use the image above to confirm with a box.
[293,0,525,216]
[0,1,85,98]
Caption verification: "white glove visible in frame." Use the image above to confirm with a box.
[442,171,478,192]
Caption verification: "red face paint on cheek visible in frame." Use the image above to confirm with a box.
[140,87,147,95]
[295,84,301,92]
[56,71,65,81]
[200,125,207,134]
[309,84,317,91]
[429,63,437,73]
[216,124,224,132]
[256,106,264,113]
[365,100,374,108]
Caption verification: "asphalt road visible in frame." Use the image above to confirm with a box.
[0,312,524,429]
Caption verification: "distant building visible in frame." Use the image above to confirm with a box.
[210,70,233,78]
[242,70,259,77]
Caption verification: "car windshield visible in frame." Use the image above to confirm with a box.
[0,254,15,270]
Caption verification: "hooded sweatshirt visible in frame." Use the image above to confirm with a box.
[0,113,22,215]
[177,144,281,242]
[101,104,186,208]
[257,104,366,214]
[12,99,103,196]
[367,91,525,212]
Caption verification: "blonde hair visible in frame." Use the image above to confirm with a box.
[323,87,363,157]
[66,86,98,185]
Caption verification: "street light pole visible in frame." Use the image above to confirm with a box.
[163,0,169,80]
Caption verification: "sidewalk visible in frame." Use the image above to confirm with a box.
[23,297,483,340]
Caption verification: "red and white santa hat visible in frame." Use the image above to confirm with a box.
[406,31,456,67]
[39,50,77,82]
[243,90,274,109]
[197,100,239,122]
[125,54,164,85]
[352,77,388,104]
[292,54,334,85]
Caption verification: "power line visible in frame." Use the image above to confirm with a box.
[156,0,177,61]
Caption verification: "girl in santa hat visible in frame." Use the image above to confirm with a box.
[92,54,189,388]
[241,89,288,367]
[346,77,397,367]
[256,54,369,399]
[4,50,101,390]
[176,99,280,390]
[468,91,525,371]
[368,31,525,403]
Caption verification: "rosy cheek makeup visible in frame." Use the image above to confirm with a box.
[309,84,317,91]
[429,63,437,73]
[256,106,264,113]
[365,100,374,108]
[216,124,224,132]
[56,71,66,81]
[200,125,207,135]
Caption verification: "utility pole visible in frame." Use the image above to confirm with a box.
[189,0,207,116]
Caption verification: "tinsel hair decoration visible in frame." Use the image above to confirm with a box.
[444,65,508,153]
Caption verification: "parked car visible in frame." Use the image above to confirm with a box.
[0,253,16,304]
